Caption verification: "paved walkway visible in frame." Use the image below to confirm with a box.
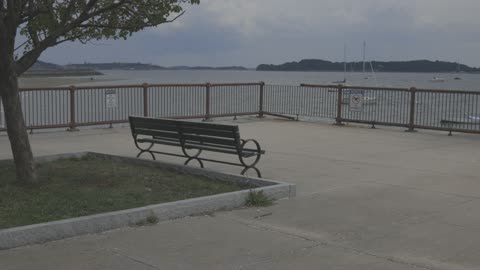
[1,118,480,270]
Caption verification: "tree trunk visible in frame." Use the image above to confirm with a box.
[0,16,38,184]
[0,70,38,184]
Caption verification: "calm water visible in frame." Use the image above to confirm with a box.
[77,70,480,91]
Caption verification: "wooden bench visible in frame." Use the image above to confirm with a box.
[129,116,266,177]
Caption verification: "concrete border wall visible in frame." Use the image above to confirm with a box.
[0,152,295,250]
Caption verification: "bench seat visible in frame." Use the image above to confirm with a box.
[130,116,265,177]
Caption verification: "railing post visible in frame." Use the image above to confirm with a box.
[406,87,417,132]
[335,85,344,125]
[204,82,211,121]
[142,83,149,117]
[68,85,78,131]
[258,82,265,118]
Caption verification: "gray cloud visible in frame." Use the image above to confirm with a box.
[39,0,480,67]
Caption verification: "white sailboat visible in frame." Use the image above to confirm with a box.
[467,115,480,122]
[441,114,480,125]
[363,42,377,80]
[454,62,462,80]
[332,44,347,84]
[363,41,369,79]
[357,41,377,104]
[430,76,446,83]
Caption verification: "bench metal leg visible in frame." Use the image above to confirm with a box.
[241,166,262,178]
[137,150,156,160]
[182,143,205,168]
[239,139,263,178]
[184,157,204,168]
[134,137,156,160]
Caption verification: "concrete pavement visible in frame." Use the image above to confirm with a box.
[1,118,480,269]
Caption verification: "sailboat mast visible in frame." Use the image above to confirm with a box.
[363,41,366,75]
[343,43,347,82]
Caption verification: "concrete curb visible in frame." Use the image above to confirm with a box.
[0,152,296,250]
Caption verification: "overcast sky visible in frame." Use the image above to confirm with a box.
[39,0,480,68]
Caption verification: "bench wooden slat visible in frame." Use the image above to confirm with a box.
[131,116,238,139]
[131,116,237,132]
[184,144,261,157]
[139,137,237,150]
[181,127,236,138]
[130,116,179,126]
[177,120,239,132]
[134,123,178,132]
[182,134,237,146]
[185,141,237,150]
[184,144,240,155]
[138,138,182,147]
[137,130,238,147]
[135,128,181,140]
[139,138,258,158]
[133,121,178,132]
[139,139,262,158]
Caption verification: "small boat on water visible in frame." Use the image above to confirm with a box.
[467,115,480,122]
[332,79,347,85]
[441,115,480,125]
[453,63,462,80]
[430,77,446,82]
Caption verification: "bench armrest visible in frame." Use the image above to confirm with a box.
[240,139,264,154]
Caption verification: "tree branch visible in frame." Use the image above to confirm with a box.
[5,0,14,23]
[14,39,28,52]
[0,0,5,16]
[27,24,39,46]
[14,0,194,74]
[59,0,82,25]
[19,6,51,24]
[165,11,186,23]
[78,11,186,31]
[15,0,131,74]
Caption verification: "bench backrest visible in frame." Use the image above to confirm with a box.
[129,116,241,148]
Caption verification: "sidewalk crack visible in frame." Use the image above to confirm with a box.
[108,249,160,270]
[229,216,472,270]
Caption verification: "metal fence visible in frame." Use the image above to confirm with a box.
[0,82,479,135]
[0,83,265,132]
[264,85,338,119]
[415,89,480,133]
[301,84,480,134]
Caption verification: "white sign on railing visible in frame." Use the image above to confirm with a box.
[349,90,364,112]
[105,90,118,109]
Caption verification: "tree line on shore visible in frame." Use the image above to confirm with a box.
[257,59,479,73]
[31,61,248,71]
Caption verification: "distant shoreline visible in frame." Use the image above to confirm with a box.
[257,59,480,73]
[256,70,480,74]
[64,63,249,71]
[19,76,118,88]
[22,69,103,77]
